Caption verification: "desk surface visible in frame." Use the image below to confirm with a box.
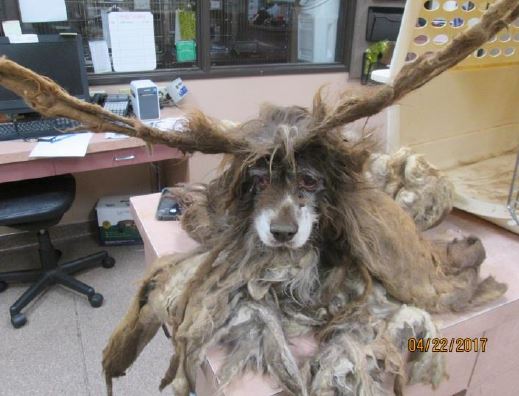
[0,134,151,165]
[0,108,184,183]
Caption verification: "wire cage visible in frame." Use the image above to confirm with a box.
[2,1,348,73]
[373,0,519,233]
[209,0,295,66]
[508,151,519,226]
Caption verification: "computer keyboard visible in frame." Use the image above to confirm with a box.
[0,122,16,141]
[0,117,83,141]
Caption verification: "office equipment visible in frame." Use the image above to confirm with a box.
[0,35,89,115]
[29,132,93,158]
[0,117,82,141]
[0,174,115,328]
[19,0,67,23]
[103,94,131,116]
[0,122,17,140]
[166,78,188,104]
[130,80,160,120]
[91,93,131,117]
[108,12,156,72]
[155,188,182,220]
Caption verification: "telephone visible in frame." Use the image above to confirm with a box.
[90,93,131,117]
[155,188,182,221]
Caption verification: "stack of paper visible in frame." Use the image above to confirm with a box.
[29,133,93,158]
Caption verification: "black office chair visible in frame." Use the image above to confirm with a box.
[0,174,115,328]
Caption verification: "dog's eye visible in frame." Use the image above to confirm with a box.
[298,174,319,192]
[254,175,270,190]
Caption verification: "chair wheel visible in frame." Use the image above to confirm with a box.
[0,281,7,293]
[89,293,104,308]
[102,256,115,269]
[11,313,27,329]
[54,249,63,261]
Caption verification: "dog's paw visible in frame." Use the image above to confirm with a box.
[385,305,445,388]
[446,236,486,273]
[310,333,390,396]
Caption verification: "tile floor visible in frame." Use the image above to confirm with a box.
[0,236,171,396]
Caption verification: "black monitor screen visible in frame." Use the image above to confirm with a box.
[0,35,89,114]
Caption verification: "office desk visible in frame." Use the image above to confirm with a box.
[0,134,182,183]
[0,110,184,184]
[130,192,519,396]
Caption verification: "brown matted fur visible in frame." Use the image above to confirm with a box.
[0,1,516,394]
[101,104,504,396]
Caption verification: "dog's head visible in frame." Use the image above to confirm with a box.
[248,156,323,249]
[216,104,370,251]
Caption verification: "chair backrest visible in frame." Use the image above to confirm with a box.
[384,0,519,169]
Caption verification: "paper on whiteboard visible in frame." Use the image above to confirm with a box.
[109,12,156,72]
[89,40,112,73]
[19,0,67,23]
[8,34,38,44]
[2,20,22,36]
[30,133,93,158]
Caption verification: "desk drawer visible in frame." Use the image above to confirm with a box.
[53,145,181,175]
[0,160,55,183]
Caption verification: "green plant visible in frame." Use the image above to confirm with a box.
[364,40,389,75]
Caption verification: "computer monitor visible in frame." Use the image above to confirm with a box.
[0,34,89,115]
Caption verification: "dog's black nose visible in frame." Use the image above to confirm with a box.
[270,222,298,242]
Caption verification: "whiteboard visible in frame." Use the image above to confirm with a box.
[108,12,157,72]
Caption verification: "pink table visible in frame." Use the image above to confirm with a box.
[130,193,519,396]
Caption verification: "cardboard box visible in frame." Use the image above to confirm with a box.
[96,195,142,245]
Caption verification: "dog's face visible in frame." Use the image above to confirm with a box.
[248,158,323,249]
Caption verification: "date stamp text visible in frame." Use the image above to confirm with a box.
[408,337,487,353]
